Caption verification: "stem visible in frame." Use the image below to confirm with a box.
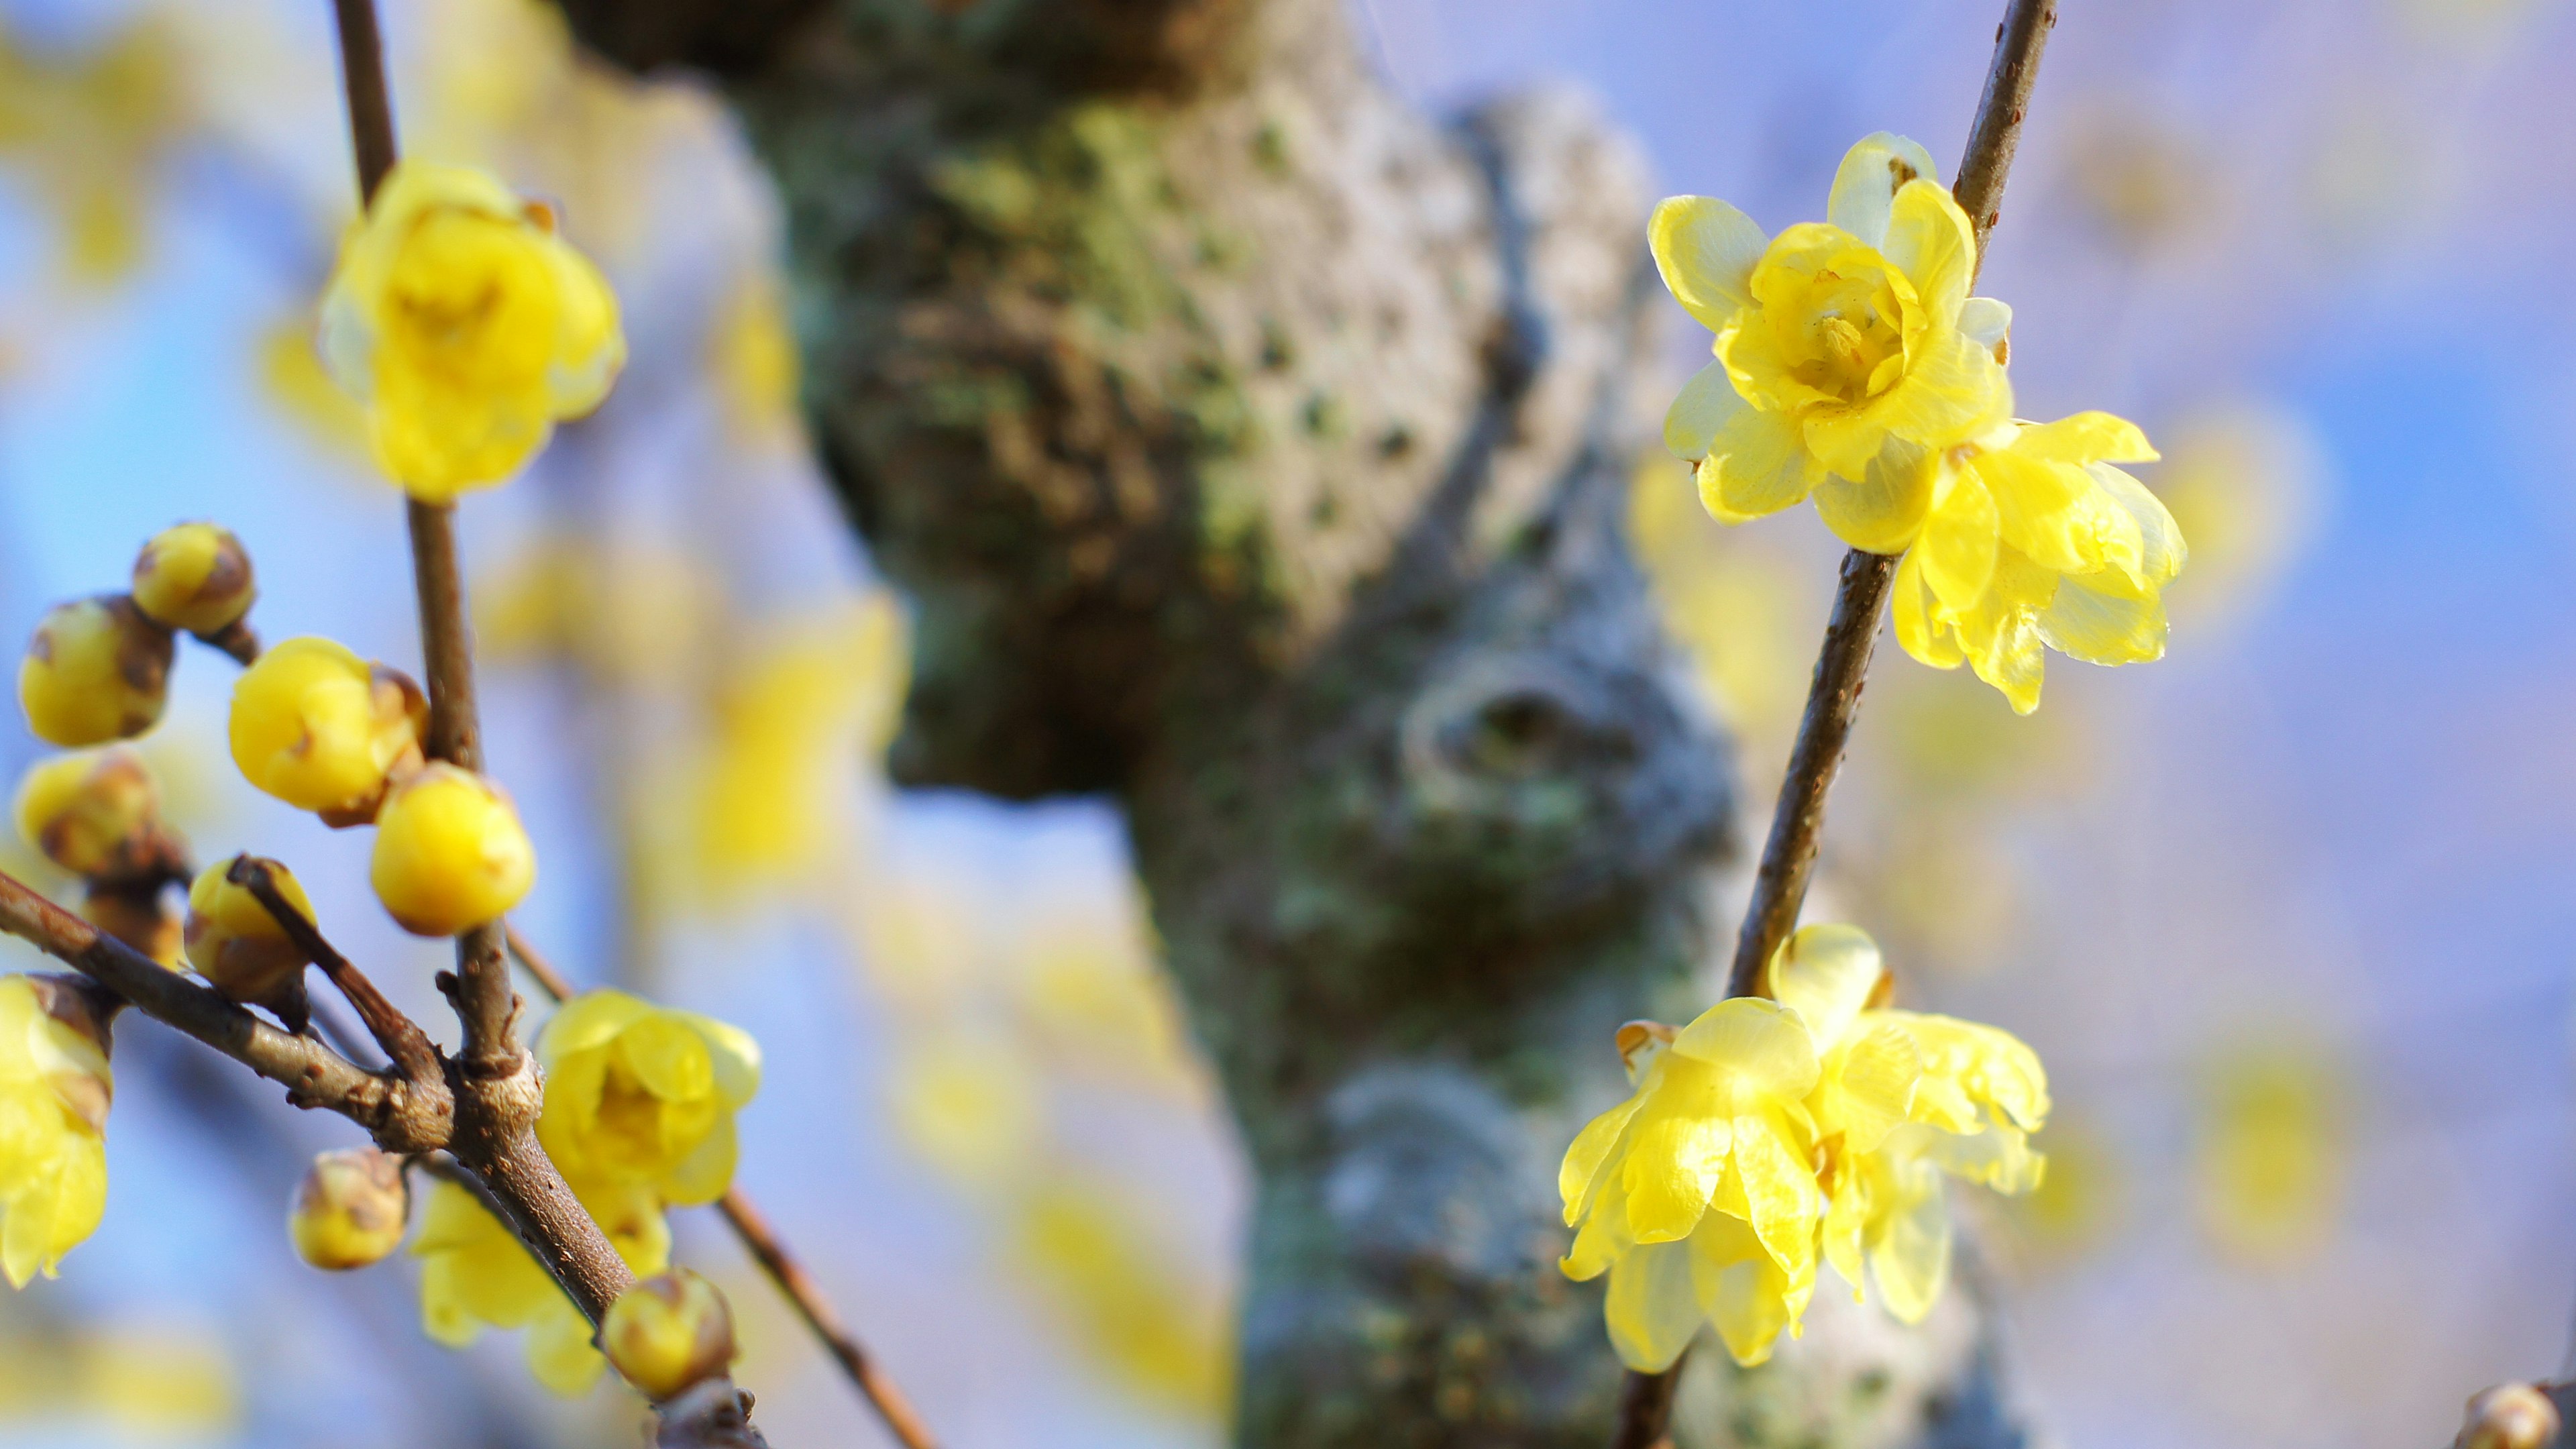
[330,0,398,204]
[506,926,941,1447]
[229,854,445,1087]
[1611,3,2060,1440]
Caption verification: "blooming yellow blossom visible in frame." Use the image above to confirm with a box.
[0,975,113,1287]
[1558,998,1823,1368]
[414,1173,667,1395]
[18,596,172,747]
[1889,413,2186,712]
[320,162,625,502]
[129,523,255,637]
[535,990,759,1206]
[227,637,426,818]
[369,765,537,936]
[1655,133,2011,541]
[1769,926,2048,1324]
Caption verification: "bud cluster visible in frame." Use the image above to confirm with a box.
[17,523,257,749]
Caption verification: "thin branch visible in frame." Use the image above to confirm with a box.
[0,867,446,1149]
[505,928,941,1448]
[1617,3,2061,1441]
[194,619,262,667]
[330,0,398,205]
[227,854,445,1086]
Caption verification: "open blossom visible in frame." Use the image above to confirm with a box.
[1655,133,2012,541]
[535,990,760,1207]
[1558,925,2051,1365]
[321,162,624,502]
[1888,413,2187,713]
[415,1173,667,1395]
[0,975,114,1287]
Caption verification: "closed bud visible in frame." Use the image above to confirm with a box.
[2459,1384,2561,1449]
[370,765,535,936]
[19,596,174,747]
[130,523,257,636]
[229,637,427,818]
[11,748,174,881]
[184,855,315,1023]
[81,886,180,967]
[20,973,117,1133]
[289,1147,409,1271]
[600,1268,736,1401]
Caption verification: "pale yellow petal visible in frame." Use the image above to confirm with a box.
[2040,570,2167,665]
[1620,1111,1732,1244]
[1769,924,1885,1051]
[1833,1023,1923,1155]
[1731,1110,1821,1276]
[525,1303,610,1397]
[1958,297,2011,356]
[1812,437,1933,554]
[537,989,656,1065]
[2016,411,2159,466]
[1697,404,1820,524]
[1918,464,2000,614]
[1880,180,1977,329]
[2090,462,2189,588]
[1803,328,2008,479]
[1891,549,1965,670]
[1650,197,1770,333]
[1561,1095,1644,1226]
[1670,998,1821,1103]
[1870,1157,1952,1324]
[1664,360,1746,462]
[681,1013,763,1109]
[1825,133,1941,250]
[1603,1238,1704,1372]
[1561,1171,1633,1281]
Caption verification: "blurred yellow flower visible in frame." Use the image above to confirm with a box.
[227,637,426,818]
[1890,413,2187,713]
[2148,403,2322,625]
[1558,998,1823,1368]
[320,161,624,502]
[288,1146,409,1272]
[1011,1177,1230,1417]
[888,1031,1042,1186]
[0,975,113,1287]
[2194,1037,2347,1263]
[415,1173,668,1395]
[0,17,187,285]
[258,312,371,460]
[12,748,162,881]
[1655,133,2012,539]
[710,270,802,445]
[535,989,760,1206]
[70,1323,237,1436]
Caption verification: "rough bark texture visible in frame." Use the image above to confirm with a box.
[554,3,2030,1444]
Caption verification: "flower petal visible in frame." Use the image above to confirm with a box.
[1664,360,1747,462]
[2040,568,2167,665]
[2017,411,2159,466]
[537,989,656,1065]
[1870,1155,1952,1325]
[1959,296,2011,358]
[1892,549,1965,670]
[1620,1110,1733,1244]
[1671,998,1821,1104]
[1697,403,1821,524]
[1825,133,1942,250]
[1650,197,1770,333]
[1562,1094,1646,1226]
[1604,1238,1705,1372]
[1918,462,2000,614]
[1732,1109,1821,1275]
[1813,437,1934,554]
[1880,180,1978,330]
[1833,1023,1923,1155]
[1768,924,1886,1051]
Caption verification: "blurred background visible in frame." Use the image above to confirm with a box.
[0,0,2568,1445]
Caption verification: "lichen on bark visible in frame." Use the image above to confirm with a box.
[552,1,2033,1443]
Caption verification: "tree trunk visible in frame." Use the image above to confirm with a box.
[553,3,2033,1444]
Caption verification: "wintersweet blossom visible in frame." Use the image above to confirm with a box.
[1888,413,2186,712]
[321,162,624,501]
[415,1173,667,1395]
[1654,133,2012,541]
[0,975,113,1287]
[1558,998,1822,1368]
[535,990,760,1206]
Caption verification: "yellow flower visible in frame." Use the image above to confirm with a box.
[227,637,426,818]
[0,975,113,1287]
[320,161,625,502]
[18,596,172,747]
[1654,133,2011,541]
[288,1146,409,1271]
[1558,998,1823,1368]
[128,523,256,637]
[1768,926,2048,1324]
[368,765,537,936]
[12,748,161,881]
[1889,413,2187,713]
[182,857,316,1015]
[414,1173,667,1396]
[600,1268,737,1401]
[535,990,759,1206]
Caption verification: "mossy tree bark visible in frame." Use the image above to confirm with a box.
[555,3,2032,1444]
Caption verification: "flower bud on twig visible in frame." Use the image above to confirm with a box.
[184,855,317,1028]
[11,748,180,883]
[370,765,535,937]
[130,523,258,638]
[2458,1384,2561,1449]
[601,1268,738,1401]
[288,1146,409,1271]
[18,596,173,747]
[229,637,426,820]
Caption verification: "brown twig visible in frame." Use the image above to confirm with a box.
[1614,3,2062,1441]
[330,0,398,205]
[0,867,448,1149]
[227,854,445,1087]
[503,928,940,1447]
[194,619,262,667]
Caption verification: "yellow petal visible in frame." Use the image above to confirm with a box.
[1731,1109,1820,1276]
[1603,1238,1703,1372]
[1561,1094,1644,1226]
[1561,1171,1633,1281]
[1650,197,1770,333]
[1697,404,1820,524]
[1825,133,1941,250]
[1917,464,1999,613]
[680,1012,763,1109]
[525,1302,610,1397]
[661,1114,738,1208]
[1803,328,2008,479]
[2015,411,2159,466]
[1689,1211,1803,1367]
[1972,447,2120,576]
[1832,1022,1923,1155]
[2040,569,2167,665]
[537,989,656,1064]
[1620,1110,1732,1244]
[2090,462,2189,587]
[1870,1156,1951,1324]
[1769,924,1885,1051]
[1959,297,2011,356]
[1670,998,1821,1104]
[1812,437,1933,554]
[1891,549,1965,670]
[1880,180,1977,330]
[1664,360,1746,462]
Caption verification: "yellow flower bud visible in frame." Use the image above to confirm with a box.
[600,1269,737,1401]
[129,523,256,636]
[320,162,625,502]
[228,637,427,818]
[81,887,180,968]
[288,1147,409,1271]
[183,856,316,1017]
[11,747,169,881]
[18,596,173,747]
[2460,1385,2562,1449]
[370,765,535,936]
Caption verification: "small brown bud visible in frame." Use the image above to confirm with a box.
[288,1147,410,1271]
[80,884,180,967]
[600,1268,738,1401]
[2459,1383,2561,1449]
